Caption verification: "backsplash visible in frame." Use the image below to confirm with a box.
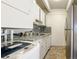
[1,26,51,48]
[33,23,51,33]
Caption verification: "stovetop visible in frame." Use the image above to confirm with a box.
[1,42,31,58]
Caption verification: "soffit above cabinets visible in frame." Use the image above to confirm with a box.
[36,0,73,12]
[36,0,49,14]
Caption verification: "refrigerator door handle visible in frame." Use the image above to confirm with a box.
[65,29,72,30]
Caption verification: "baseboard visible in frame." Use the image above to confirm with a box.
[50,46,66,48]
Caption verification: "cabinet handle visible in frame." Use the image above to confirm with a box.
[24,47,28,49]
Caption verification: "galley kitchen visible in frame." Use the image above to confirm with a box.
[1,0,77,59]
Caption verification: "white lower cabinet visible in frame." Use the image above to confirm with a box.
[2,36,51,59]
[23,46,40,59]
[46,36,51,50]
[37,36,51,59]
[16,44,40,59]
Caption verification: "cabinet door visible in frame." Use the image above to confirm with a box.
[43,36,51,55]
[38,36,51,59]
[39,39,44,59]
[40,10,45,25]
[7,4,33,28]
[39,39,46,59]
[1,2,7,27]
[3,0,39,22]
[44,37,48,54]
[1,0,34,28]
[3,0,32,14]
[46,36,51,50]
[32,0,39,21]
[16,45,40,59]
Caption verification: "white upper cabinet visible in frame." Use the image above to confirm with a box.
[1,0,40,28]
[7,4,33,28]
[40,9,45,25]
[1,2,33,28]
[32,0,39,21]
[2,0,33,14]
[1,2,7,27]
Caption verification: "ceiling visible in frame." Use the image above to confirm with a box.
[36,0,74,13]
[47,0,69,9]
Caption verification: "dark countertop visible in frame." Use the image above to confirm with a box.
[13,33,51,41]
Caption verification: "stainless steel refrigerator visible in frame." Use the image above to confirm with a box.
[73,4,77,59]
[65,3,77,59]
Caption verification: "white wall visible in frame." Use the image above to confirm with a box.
[46,9,67,46]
